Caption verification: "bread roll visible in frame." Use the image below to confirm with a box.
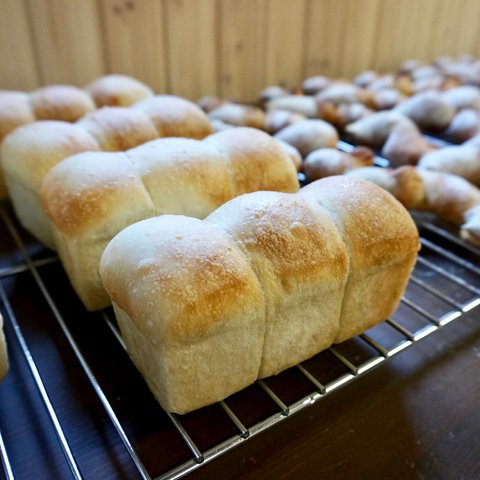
[41,128,299,310]
[99,177,419,413]
[418,145,480,186]
[347,166,480,225]
[0,92,35,142]
[84,74,154,107]
[133,95,213,139]
[303,147,374,180]
[1,95,213,249]
[345,111,410,148]
[0,313,8,381]
[208,104,265,129]
[266,95,318,118]
[30,85,95,122]
[274,119,339,157]
[394,91,455,131]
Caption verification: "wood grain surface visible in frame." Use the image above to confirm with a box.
[2,0,480,100]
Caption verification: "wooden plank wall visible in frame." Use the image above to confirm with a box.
[1,0,480,102]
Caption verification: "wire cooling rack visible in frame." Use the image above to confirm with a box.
[1,175,480,479]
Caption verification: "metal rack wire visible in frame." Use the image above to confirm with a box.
[0,168,480,480]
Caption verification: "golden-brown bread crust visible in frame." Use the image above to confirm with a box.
[128,138,236,218]
[133,95,214,139]
[41,151,152,236]
[77,107,158,151]
[41,127,300,309]
[0,91,35,142]
[30,85,95,122]
[101,215,264,346]
[85,74,154,107]
[205,128,299,195]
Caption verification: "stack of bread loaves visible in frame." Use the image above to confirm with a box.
[99,176,420,414]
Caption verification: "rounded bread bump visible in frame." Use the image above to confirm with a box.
[205,127,299,195]
[299,176,420,271]
[133,94,214,139]
[30,85,95,122]
[273,119,339,157]
[100,215,264,346]
[0,91,35,141]
[85,74,154,107]
[1,120,100,191]
[127,137,236,218]
[40,151,152,236]
[77,106,158,151]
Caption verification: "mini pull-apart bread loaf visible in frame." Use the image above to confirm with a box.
[41,128,299,310]
[1,95,213,249]
[99,177,420,414]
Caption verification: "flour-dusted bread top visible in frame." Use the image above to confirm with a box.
[100,215,265,346]
[77,106,158,151]
[41,151,155,237]
[205,127,299,195]
[30,85,95,122]
[299,176,420,271]
[85,74,154,107]
[206,190,349,376]
[0,91,35,141]
[128,137,235,218]
[1,120,100,190]
[273,119,339,157]
[133,95,214,139]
